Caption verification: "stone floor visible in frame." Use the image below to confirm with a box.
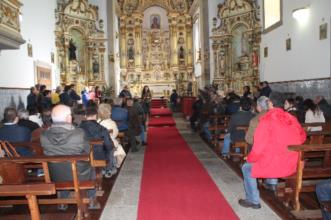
[100,115,280,220]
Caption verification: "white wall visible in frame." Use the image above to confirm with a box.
[259,0,331,82]
[142,6,169,30]
[0,0,58,89]
[90,0,110,86]
[208,0,224,83]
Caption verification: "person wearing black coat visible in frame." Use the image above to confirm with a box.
[79,101,116,178]
[221,98,255,157]
[27,87,38,112]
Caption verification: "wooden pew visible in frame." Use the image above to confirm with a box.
[208,115,229,149]
[89,139,107,191]
[11,141,44,156]
[301,122,327,131]
[0,183,56,220]
[0,155,96,220]
[280,143,331,219]
[229,125,249,163]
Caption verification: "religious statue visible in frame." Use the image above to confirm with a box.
[128,47,134,60]
[69,39,77,61]
[187,82,193,96]
[179,46,185,59]
[251,50,259,68]
[93,59,99,74]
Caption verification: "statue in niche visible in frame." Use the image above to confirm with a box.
[128,47,134,60]
[93,59,99,75]
[219,51,225,73]
[187,82,193,96]
[179,46,185,59]
[69,39,77,61]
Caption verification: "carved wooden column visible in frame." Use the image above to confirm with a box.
[185,16,193,67]
[168,13,179,67]
[133,13,143,69]
[120,16,127,69]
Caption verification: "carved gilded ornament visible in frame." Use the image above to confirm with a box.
[118,0,195,97]
[211,0,261,94]
[55,0,106,92]
[0,0,22,32]
[0,0,25,50]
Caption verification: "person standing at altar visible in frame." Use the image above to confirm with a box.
[141,85,152,115]
[81,87,90,107]
[119,85,132,105]
[170,89,179,112]
[95,86,102,103]
[88,86,95,101]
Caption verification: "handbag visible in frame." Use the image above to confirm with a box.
[113,142,126,168]
[0,141,25,184]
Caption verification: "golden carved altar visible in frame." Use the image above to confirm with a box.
[0,0,25,50]
[118,0,196,97]
[55,0,107,92]
[211,0,261,94]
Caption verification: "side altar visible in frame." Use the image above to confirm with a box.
[55,0,107,92]
[211,0,261,94]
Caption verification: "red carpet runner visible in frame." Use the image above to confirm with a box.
[150,108,172,116]
[137,126,239,220]
[147,116,176,127]
[151,99,167,108]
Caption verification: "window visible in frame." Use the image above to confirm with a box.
[263,0,282,33]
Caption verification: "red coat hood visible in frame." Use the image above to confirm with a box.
[247,108,306,178]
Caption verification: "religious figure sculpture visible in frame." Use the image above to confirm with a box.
[128,47,134,60]
[93,59,99,74]
[69,39,77,61]
[179,46,185,59]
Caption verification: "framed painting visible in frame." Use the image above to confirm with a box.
[320,23,327,40]
[264,47,268,58]
[27,43,33,57]
[150,14,160,29]
[286,38,291,51]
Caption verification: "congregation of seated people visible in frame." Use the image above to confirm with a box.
[0,83,149,211]
[189,82,331,218]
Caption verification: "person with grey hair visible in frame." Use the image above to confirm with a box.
[239,93,306,209]
[245,96,269,145]
[40,104,100,210]
[17,108,40,131]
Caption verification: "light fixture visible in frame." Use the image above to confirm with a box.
[292,7,310,23]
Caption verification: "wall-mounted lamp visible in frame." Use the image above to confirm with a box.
[292,7,310,23]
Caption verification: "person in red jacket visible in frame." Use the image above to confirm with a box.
[239,92,306,209]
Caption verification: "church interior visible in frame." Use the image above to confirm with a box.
[0,0,331,219]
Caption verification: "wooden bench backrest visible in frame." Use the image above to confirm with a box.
[288,144,331,211]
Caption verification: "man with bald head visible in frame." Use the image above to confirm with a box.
[40,104,99,210]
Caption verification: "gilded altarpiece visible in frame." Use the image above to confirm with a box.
[55,0,107,92]
[211,0,261,93]
[118,0,196,97]
[0,0,25,49]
